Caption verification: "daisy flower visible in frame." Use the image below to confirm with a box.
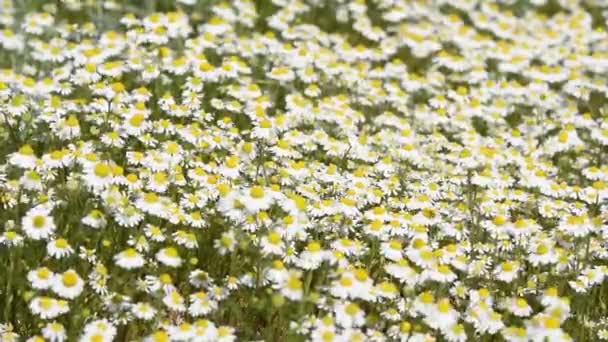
[156,246,183,267]
[52,270,85,299]
[114,248,145,269]
[22,207,56,240]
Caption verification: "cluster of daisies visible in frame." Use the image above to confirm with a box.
[1,0,608,340]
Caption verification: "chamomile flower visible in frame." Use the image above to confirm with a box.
[114,248,145,269]
[297,241,327,270]
[163,290,186,312]
[281,271,304,301]
[84,162,115,189]
[22,207,56,240]
[9,145,38,168]
[52,270,84,299]
[28,267,55,290]
[493,261,520,282]
[189,291,218,316]
[47,238,74,259]
[29,297,69,319]
[240,186,275,213]
[1,1,607,339]
[42,322,67,342]
[131,302,156,321]
[505,297,533,317]
[80,319,117,342]
[260,230,285,256]
[334,302,366,328]
[156,247,182,267]
[214,231,237,255]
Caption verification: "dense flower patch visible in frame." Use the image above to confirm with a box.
[1,0,608,341]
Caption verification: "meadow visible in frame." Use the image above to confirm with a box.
[0,0,608,341]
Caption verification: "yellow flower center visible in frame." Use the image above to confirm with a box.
[340,276,353,287]
[544,317,560,329]
[420,292,434,304]
[389,240,402,249]
[514,219,527,229]
[40,297,54,309]
[124,248,138,257]
[493,215,507,225]
[536,244,549,255]
[62,271,79,287]
[354,269,368,281]
[152,330,170,342]
[153,172,167,184]
[307,241,321,252]
[144,192,159,203]
[165,247,179,258]
[90,334,104,342]
[65,115,79,127]
[516,298,528,308]
[94,163,111,178]
[345,303,360,315]
[55,238,68,249]
[226,156,239,168]
[421,250,434,260]
[322,331,335,342]
[38,268,51,279]
[268,232,282,245]
[438,299,451,313]
[260,119,272,128]
[566,215,584,225]
[33,215,46,228]
[129,113,145,127]
[438,264,451,274]
[160,273,172,285]
[413,239,426,249]
[369,220,383,231]
[250,186,265,199]
[20,144,35,155]
[287,276,302,290]
[452,324,465,334]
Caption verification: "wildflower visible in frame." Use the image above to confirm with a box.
[214,230,237,255]
[42,322,67,342]
[505,297,533,317]
[9,145,38,168]
[47,238,74,259]
[80,320,117,342]
[334,301,366,328]
[297,240,326,270]
[156,247,182,267]
[281,271,304,301]
[52,270,84,299]
[189,291,218,316]
[163,290,187,312]
[28,267,55,290]
[241,186,275,213]
[0,230,24,247]
[81,210,107,229]
[114,248,145,269]
[22,207,56,240]
[29,297,69,319]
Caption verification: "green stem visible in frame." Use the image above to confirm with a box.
[3,248,16,324]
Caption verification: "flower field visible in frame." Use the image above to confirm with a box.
[1,0,608,340]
